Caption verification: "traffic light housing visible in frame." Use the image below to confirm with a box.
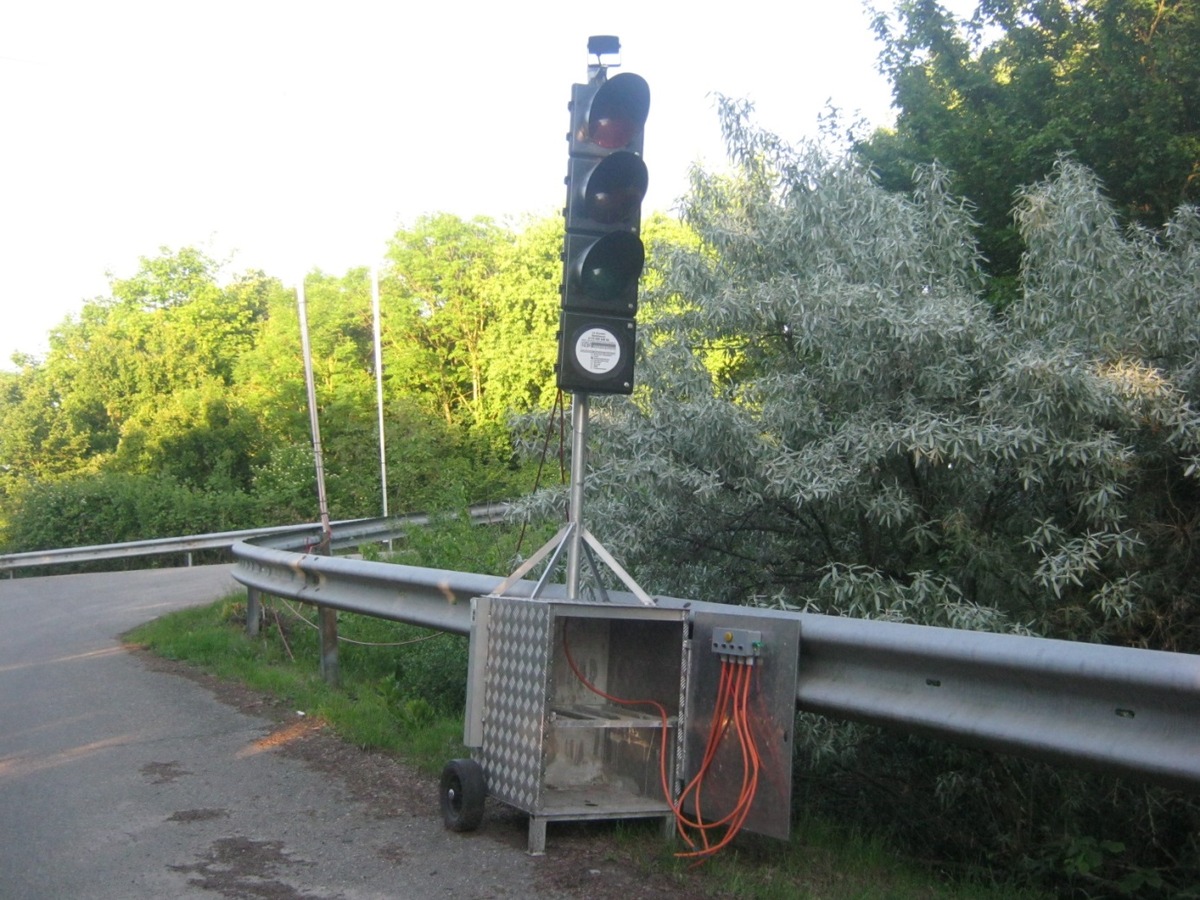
[557,65,650,395]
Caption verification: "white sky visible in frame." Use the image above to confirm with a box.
[0,0,947,369]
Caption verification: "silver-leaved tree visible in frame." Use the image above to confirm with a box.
[527,97,1200,658]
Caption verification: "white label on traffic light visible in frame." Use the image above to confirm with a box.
[574,326,621,375]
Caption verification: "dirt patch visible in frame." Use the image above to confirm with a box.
[140,759,191,784]
[130,648,709,899]
[168,836,321,899]
[168,808,230,823]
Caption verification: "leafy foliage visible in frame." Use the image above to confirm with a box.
[0,215,573,550]
[382,213,509,428]
[860,0,1200,277]
[557,99,1200,654]
[2,471,258,563]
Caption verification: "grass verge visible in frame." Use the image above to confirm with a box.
[127,592,469,776]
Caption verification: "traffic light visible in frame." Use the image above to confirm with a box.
[556,57,650,396]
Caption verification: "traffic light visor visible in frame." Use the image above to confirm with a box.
[580,232,644,303]
[584,152,648,224]
[587,73,650,149]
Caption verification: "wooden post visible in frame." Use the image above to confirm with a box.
[246,587,262,637]
[318,606,340,685]
[298,280,340,686]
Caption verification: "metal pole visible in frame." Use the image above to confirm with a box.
[565,393,589,599]
[371,268,388,520]
[296,280,339,686]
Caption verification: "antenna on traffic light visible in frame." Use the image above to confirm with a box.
[586,34,621,77]
[490,36,653,606]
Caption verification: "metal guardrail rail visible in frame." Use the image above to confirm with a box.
[232,524,1200,790]
[0,505,507,576]
[778,611,1200,789]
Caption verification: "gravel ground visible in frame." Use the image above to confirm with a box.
[134,649,712,900]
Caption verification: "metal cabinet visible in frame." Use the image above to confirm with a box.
[451,594,802,854]
[463,596,689,853]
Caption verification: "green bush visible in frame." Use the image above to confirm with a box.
[0,471,260,557]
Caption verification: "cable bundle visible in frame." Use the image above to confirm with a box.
[672,657,762,862]
[561,623,762,863]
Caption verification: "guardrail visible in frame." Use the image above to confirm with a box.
[231,522,1200,790]
[0,505,507,577]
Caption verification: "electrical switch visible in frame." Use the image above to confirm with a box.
[711,627,764,660]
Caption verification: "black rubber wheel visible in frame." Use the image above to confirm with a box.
[440,757,485,832]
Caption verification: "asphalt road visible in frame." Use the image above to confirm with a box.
[0,566,575,900]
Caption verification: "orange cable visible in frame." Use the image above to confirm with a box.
[560,620,765,863]
[673,659,736,842]
[678,664,744,859]
[677,660,764,862]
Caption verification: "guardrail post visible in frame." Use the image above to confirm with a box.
[246,587,262,637]
[318,606,339,686]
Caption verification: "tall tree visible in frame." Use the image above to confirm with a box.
[383,214,509,428]
[479,214,562,422]
[0,360,93,514]
[552,97,1200,651]
[0,249,278,518]
[32,248,270,464]
[860,0,1200,276]
[231,267,386,518]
